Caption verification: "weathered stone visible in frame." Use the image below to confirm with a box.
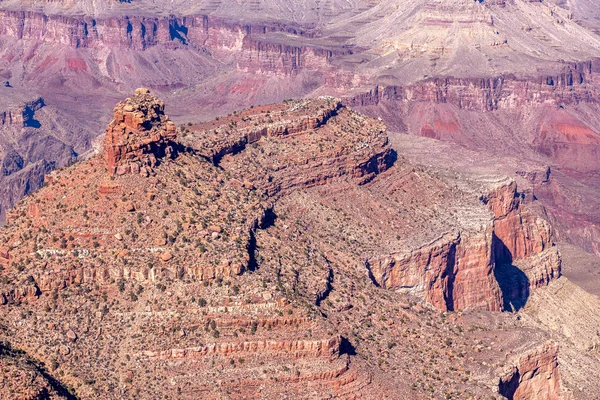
[66,329,77,342]
[104,89,177,176]
[499,343,562,400]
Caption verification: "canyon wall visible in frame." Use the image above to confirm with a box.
[0,98,44,127]
[237,36,351,75]
[0,10,332,74]
[367,230,502,312]
[345,60,600,112]
[368,180,561,312]
[499,343,562,400]
[0,11,302,50]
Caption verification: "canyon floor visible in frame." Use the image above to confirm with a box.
[0,0,599,399]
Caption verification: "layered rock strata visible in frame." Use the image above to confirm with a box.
[368,179,560,312]
[367,231,502,312]
[345,60,600,112]
[183,98,395,196]
[0,97,44,127]
[0,10,336,75]
[104,88,177,176]
[499,343,562,400]
[0,92,584,399]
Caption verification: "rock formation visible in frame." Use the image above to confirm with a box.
[367,178,561,312]
[0,1,598,397]
[0,97,44,127]
[0,92,597,399]
[483,180,553,262]
[104,88,177,176]
[367,231,503,312]
[499,343,562,400]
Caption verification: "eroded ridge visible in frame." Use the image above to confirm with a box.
[0,91,581,399]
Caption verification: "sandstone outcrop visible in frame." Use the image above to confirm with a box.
[499,343,562,400]
[142,336,341,360]
[483,180,553,262]
[367,231,503,312]
[104,88,177,176]
[0,283,40,305]
[367,178,560,312]
[183,98,395,197]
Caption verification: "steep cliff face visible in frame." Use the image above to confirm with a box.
[483,181,553,262]
[0,11,228,50]
[368,179,560,312]
[0,10,331,75]
[104,88,177,175]
[0,90,594,399]
[0,97,44,127]
[368,231,503,312]
[237,36,350,75]
[499,343,562,400]
[345,59,600,112]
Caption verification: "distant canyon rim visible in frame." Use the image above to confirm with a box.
[0,0,600,398]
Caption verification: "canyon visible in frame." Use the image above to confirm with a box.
[0,0,599,398]
[0,90,597,399]
[0,0,599,267]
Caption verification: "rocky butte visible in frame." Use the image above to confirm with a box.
[0,91,598,399]
[104,88,177,176]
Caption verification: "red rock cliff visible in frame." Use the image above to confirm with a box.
[483,180,553,261]
[499,343,562,400]
[104,88,177,176]
[368,179,560,312]
[0,10,329,73]
[345,60,600,112]
[368,230,503,312]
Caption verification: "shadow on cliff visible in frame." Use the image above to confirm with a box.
[498,369,520,399]
[339,337,357,356]
[23,106,41,128]
[0,341,78,399]
[492,233,530,312]
[248,208,278,272]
